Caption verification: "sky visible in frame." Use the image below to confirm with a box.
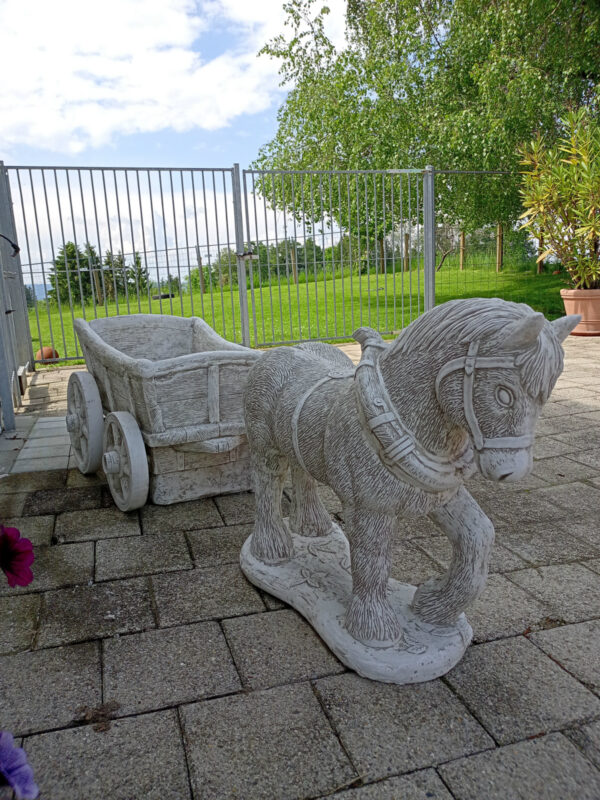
[0,0,348,171]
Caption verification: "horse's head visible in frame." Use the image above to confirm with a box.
[434,309,580,482]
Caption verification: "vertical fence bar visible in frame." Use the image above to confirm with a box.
[232,164,250,347]
[423,165,436,312]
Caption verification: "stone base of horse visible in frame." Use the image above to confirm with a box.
[240,524,473,684]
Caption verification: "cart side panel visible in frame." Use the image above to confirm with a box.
[218,364,253,423]
[154,368,210,429]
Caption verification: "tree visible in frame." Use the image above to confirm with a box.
[255,0,600,230]
[48,242,100,304]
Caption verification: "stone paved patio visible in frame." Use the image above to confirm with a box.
[0,337,599,799]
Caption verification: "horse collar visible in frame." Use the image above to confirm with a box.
[435,341,534,452]
[353,331,470,493]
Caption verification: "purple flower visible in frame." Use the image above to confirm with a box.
[0,731,38,799]
[0,526,34,588]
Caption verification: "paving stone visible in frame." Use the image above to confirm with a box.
[22,486,102,516]
[0,492,27,517]
[214,490,291,525]
[568,447,600,471]
[11,455,70,472]
[390,540,442,584]
[0,642,101,735]
[585,558,600,575]
[103,621,241,715]
[188,522,253,567]
[314,673,493,780]
[66,468,107,488]
[25,709,191,800]
[223,609,344,690]
[507,563,600,624]
[416,536,528,574]
[260,589,288,610]
[20,439,71,456]
[1,515,54,546]
[0,594,40,654]
[565,720,600,771]
[529,480,600,515]
[445,637,600,745]
[492,488,567,526]
[533,436,577,460]
[141,497,223,533]
[529,620,600,694]
[55,506,141,543]
[95,531,192,581]
[439,733,600,800]
[551,429,600,451]
[214,490,256,524]
[37,577,155,648]
[181,682,356,800]
[0,542,94,596]
[532,455,598,484]
[152,564,264,627]
[0,469,66,493]
[398,514,444,538]
[498,517,600,566]
[333,770,453,799]
[467,574,551,643]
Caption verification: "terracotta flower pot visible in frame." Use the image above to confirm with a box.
[35,346,60,360]
[560,289,600,336]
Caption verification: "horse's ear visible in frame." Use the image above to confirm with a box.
[499,312,545,351]
[551,314,581,342]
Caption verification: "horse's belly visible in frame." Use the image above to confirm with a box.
[274,373,351,481]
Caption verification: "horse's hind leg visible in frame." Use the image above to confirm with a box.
[250,450,293,563]
[289,464,335,538]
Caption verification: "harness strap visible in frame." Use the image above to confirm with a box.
[291,372,353,471]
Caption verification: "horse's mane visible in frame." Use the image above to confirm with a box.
[389,298,564,401]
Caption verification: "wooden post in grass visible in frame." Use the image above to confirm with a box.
[92,268,103,305]
[459,231,465,271]
[496,223,503,272]
[537,231,545,275]
[195,245,206,294]
[290,245,298,284]
[403,233,410,271]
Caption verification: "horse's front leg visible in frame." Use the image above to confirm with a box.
[344,505,402,646]
[410,486,494,625]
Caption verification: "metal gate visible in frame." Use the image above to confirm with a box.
[5,163,435,366]
[241,167,434,347]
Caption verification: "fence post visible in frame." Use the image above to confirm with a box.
[232,163,251,348]
[459,231,465,271]
[0,163,34,371]
[423,165,436,311]
[496,223,503,272]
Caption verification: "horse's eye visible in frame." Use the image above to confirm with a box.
[496,386,514,408]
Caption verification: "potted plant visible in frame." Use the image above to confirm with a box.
[519,108,600,334]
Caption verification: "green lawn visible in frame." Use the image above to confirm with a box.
[29,264,567,362]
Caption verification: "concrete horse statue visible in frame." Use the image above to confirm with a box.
[241,299,579,681]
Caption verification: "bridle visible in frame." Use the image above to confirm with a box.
[434,340,534,452]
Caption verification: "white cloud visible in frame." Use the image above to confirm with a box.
[0,0,347,155]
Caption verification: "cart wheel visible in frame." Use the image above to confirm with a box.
[102,411,149,512]
[66,371,103,474]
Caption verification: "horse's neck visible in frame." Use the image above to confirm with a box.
[378,347,466,457]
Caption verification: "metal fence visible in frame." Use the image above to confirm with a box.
[4,164,434,362]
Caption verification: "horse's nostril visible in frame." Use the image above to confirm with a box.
[498,471,513,481]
